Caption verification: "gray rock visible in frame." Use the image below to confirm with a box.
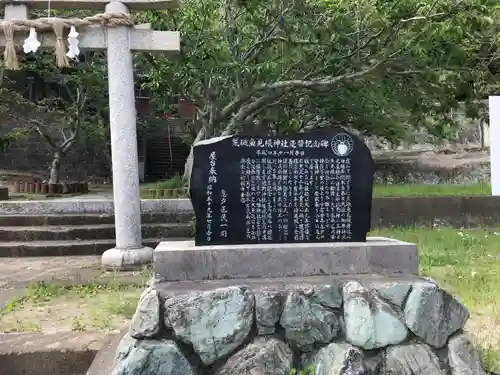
[130,288,161,339]
[385,344,445,375]
[337,314,346,338]
[216,337,293,375]
[115,334,136,362]
[308,342,365,375]
[404,283,469,348]
[376,281,412,308]
[448,333,486,375]
[421,277,438,285]
[279,291,339,351]
[164,286,254,365]
[255,289,287,335]
[87,328,128,375]
[364,352,384,375]
[310,284,343,308]
[343,281,408,350]
[112,335,195,375]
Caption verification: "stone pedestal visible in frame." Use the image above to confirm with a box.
[154,237,418,281]
[91,275,486,375]
[91,236,487,375]
[101,1,151,270]
[101,246,153,271]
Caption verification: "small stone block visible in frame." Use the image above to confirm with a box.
[154,237,418,281]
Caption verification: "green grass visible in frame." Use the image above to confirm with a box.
[0,268,151,333]
[373,182,491,197]
[371,227,500,307]
[371,226,500,371]
[140,174,185,190]
[139,180,491,198]
[94,177,493,199]
[2,226,500,369]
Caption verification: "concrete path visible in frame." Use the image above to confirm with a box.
[0,256,147,309]
[0,256,144,375]
[0,330,118,375]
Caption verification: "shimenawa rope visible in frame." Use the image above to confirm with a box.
[1,12,135,69]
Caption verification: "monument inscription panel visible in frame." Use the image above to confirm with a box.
[190,128,374,246]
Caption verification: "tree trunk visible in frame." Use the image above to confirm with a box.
[480,120,486,150]
[183,125,207,186]
[103,148,113,181]
[183,150,194,184]
[49,151,62,184]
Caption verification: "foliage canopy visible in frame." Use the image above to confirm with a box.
[0,0,498,179]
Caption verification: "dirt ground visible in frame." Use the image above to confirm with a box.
[0,287,142,333]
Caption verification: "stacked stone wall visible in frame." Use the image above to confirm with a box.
[112,278,486,375]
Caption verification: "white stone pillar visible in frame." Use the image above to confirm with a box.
[101,1,152,269]
[489,96,500,196]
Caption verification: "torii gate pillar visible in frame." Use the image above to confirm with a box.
[490,96,500,196]
[99,0,179,270]
[101,1,149,270]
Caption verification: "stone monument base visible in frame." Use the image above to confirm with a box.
[102,275,486,375]
[153,237,418,281]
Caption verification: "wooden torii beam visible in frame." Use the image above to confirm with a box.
[0,0,180,270]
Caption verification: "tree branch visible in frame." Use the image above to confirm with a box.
[239,95,285,130]
[304,2,450,81]
[257,62,383,92]
[246,35,334,51]
[304,28,386,79]
[35,126,58,150]
[219,49,385,124]
[224,0,239,60]
[401,12,448,23]
[241,5,292,63]
[61,87,84,154]
[206,0,459,136]
[222,90,284,136]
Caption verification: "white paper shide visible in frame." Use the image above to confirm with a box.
[23,27,41,54]
[66,26,80,59]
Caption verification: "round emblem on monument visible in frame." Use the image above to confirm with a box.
[331,133,354,157]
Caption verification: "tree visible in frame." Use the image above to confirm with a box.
[34,86,86,183]
[139,0,499,181]
[0,127,26,151]
[0,9,111,183]
[0,50,110,183]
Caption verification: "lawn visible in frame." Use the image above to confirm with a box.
[1,226,500,370]
[0,277,147,333]
[139,180,492,198]
[9,177,491,200]
[372,226,500,371]
[373,182,491,197]
[84,179,494,199]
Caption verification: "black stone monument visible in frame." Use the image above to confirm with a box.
[190,127,374,246]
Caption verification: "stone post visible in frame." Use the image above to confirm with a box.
[101,1,152,269]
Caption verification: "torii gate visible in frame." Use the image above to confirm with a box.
[0,0,180,270]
